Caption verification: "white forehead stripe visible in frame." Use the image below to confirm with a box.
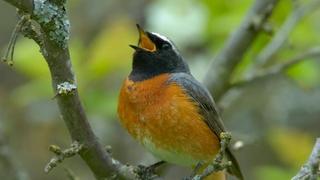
[150,32,171,44]
[150,32,178,52]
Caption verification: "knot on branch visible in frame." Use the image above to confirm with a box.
[20,16,44,47]
[33,0,69,48]
[44,141,83,173]
[56,82,77,96]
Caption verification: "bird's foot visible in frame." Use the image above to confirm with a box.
[135,161,166,180]
[183,161,204,180]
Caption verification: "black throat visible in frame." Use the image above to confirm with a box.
[129,51,190,82]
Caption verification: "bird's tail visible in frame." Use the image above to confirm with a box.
[226,148,244,180]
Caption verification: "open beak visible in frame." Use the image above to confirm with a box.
[129,24,156,52]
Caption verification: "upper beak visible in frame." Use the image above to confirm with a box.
[129,24,156,52]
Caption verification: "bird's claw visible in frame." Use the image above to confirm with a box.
[135,161,165,180]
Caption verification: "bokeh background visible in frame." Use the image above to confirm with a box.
[0,0,320,179]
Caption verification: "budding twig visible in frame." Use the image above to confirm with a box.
[2,15,28,66]
[44,141,83,173]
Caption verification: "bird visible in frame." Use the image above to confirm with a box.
[117,25,243,180]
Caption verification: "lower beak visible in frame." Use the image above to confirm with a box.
[129,44,143,51]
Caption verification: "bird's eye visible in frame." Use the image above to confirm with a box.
[161,43,171,49]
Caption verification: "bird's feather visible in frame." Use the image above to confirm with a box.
[168,72,243,180]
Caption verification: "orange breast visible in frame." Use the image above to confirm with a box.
[117,73,220,165]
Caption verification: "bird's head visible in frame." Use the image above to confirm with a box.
[129,25,190,81]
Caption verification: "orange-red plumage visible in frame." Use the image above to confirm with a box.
[118,73,220,163]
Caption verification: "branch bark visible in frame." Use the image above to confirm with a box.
[203,0,279,100]
[2,0,142,179]
[292,138,320,180]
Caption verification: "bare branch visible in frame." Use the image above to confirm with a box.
[292,138,320,180]
[230,47,320,88]
[1,15,28,66]
[203,0,279,100]
[253,0,320,68]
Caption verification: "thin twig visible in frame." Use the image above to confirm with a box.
[203,0,279,100]
[44,142,83,173]
[249,0,320,75]
[2,15,27,66]
[230,47,320,88]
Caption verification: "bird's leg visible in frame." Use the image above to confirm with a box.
[183,161,205,180]
[135,161,166,180]
[147,160,166,170]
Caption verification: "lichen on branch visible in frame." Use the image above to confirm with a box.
[56,82,77,95]
[33,0,70,48]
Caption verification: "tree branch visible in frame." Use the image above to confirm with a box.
[1,0,150,179]
[230,47,320,88]
[253,0,320,68]
[203,0,279,100]
[292,138,320,180]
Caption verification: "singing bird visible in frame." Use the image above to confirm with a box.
[118,25,243,180]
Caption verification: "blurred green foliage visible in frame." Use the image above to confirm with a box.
[268,127,314,168]
[287,60,320,88]
[255,165,295,180]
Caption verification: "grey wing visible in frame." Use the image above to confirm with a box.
[168,72,244,180]
[168,72,225,137]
